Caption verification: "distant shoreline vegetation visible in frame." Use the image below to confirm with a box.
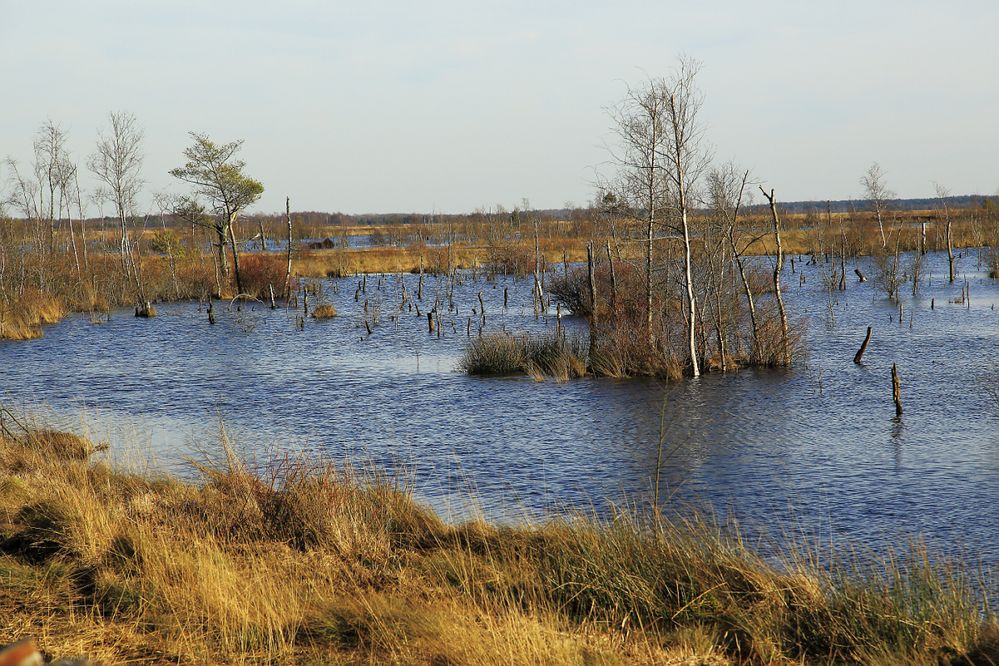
[3,95,997,347]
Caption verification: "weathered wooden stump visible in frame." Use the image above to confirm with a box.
[854,326,872,364]
[891,363,903,416]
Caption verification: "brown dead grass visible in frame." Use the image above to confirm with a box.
[0,289,67,341]
[294,242,590,277]
[292,215,989,279]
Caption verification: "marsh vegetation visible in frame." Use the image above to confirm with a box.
[2,62,999,665]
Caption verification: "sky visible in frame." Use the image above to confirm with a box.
[1,0,997,214]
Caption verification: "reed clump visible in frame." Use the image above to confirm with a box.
[461,332,587,381]
[460,333,528,375]
[0,422,993,664]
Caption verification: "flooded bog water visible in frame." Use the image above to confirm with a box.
[2,249,997,565]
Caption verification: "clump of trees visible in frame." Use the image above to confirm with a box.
[563,58,800,379]
[0,115,266,337]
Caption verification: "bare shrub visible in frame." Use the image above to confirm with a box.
[236,253,286,299]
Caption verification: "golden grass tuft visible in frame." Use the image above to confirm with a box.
[311,303,337,319]
[461,332,588,381]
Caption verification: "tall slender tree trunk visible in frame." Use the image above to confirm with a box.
[228,212,245,296]
[587,241,597,322]
[533,218,544,309]
[730,236,758,360]
[727,172,758,361]
[679,207,699,376]
[669,94,699,377]
[646,218,654,340]
[211,241,223,299]
[216,228,229,280]
[120,213,130,273]
[74,172,90,277]
[946,205,955,283]
[284,196,293,298]
[48,179,56,255]
[646,161,656,342]
[65,196,82,283]
[605,240,617,312]
[762,187,790,366]
[119,210,142,298]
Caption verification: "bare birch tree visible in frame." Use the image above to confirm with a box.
[861,162,893,249]
[760,187,791,365]
[934,182,955,282]
[660,57,709,377]
[34,120,70,254]
[608,77,671,341]
[607,58,709,376]
[88,111,144,287]
[708,165,761,361]
[3,157,45,288]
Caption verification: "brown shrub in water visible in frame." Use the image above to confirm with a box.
[17,288,67,325]
[549,257,804,378]
[235,253,286,299]
[522,332,588,381]
[311,303,337,319]
[484,239,535,276]
[549,263,686,378]
[588,318,684,380]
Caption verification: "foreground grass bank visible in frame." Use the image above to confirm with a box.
[0,422,995,665]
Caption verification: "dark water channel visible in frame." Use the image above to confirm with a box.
[2,250,998,566]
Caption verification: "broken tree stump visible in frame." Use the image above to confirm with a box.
[854,326,872,364]
[891,363,903,416]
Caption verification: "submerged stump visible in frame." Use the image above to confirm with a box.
[854,326,872,365]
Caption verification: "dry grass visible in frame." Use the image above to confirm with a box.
[461,332,588,381]
[0,288,67,341]
[743,215,987,257]
[304,216,988,280]
[295,242,590,277]
[0,421,993,664]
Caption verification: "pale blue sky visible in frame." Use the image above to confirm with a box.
[1,1,996,213]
